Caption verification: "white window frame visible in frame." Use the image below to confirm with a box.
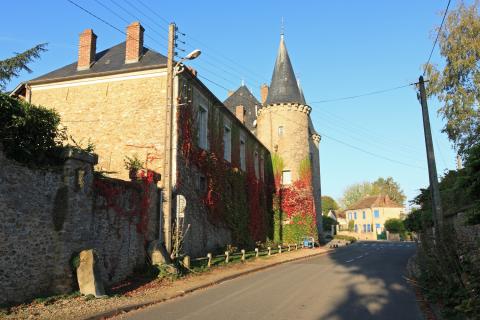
[282,170,292,185]
[197,105,208,150]
[240,133,246,171]
[223,121,231,162]
[278,126,284,137]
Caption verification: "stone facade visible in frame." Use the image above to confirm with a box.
[29,69,168,181]
[0,149,159,305]
[256,104,311,183]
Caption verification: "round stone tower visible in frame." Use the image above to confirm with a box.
[256,34,312,183]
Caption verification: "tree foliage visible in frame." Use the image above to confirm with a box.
[340,177,406,208]
[384,218,405,234]
[322,215,338,232]
[424,1,480,155]
[321,195,339,214]
[0,93,65,164]
[0,43,47,92]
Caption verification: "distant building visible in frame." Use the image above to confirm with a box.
[345,195,404,236]
[327,209,347,230]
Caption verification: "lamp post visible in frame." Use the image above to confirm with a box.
[164,38,201,254]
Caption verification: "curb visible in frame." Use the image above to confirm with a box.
[87,248,333,320]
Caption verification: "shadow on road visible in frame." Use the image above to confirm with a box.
[318,241,421,320]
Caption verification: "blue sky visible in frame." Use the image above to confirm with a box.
[1,0,459,207]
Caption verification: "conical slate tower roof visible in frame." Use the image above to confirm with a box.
[265,35,304,105]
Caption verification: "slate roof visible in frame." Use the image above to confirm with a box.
[265,35,304,105]
[30,42,167,83]
[223,85,261,132]
[348,195,404,210]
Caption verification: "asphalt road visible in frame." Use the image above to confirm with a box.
[124,241,422,320]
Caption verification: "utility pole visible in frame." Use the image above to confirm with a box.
[163,23,176,253]
[418,75,443,236]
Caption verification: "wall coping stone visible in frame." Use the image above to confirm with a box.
[58,148,98,165]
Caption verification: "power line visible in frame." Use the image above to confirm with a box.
[423,0,452,76]
[67,0,167,52]
[198,75,231,91]
[319,131,426,170]
[270,109,427,170]
[310,83,414,104]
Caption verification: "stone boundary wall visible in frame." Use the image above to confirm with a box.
[0,149,159,305]
[337,230,377,241]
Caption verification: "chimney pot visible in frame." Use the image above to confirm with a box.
[260,84,269,105]
[77,29,97,71]
[125,22,145,64]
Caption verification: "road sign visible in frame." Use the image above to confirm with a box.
[176,194,186,218]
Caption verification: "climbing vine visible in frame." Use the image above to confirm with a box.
[177,79,272,246]
[94,170,156,236]
[273,155,317,243]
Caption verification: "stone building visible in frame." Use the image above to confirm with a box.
[345,195,405,239]
[225,34,323,238]
[11,23,322,255]
[10,22,271,257]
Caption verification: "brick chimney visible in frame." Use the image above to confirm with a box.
[260,84,269,105]
[227,90,234,97]
[77,29,97,71]
[125,22,144,64]
[235,105,245,124]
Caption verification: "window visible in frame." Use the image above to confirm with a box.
[362,211,366,219]
[363,224,367,233]
[375,223,381,229]
[240,134,246,171]
[282,170,292,185]
[254,151,259,179]
[197,175,207,192]
[260,154,265,181]
[197,105,208,150]
[223,122,231,162]
[367,224,371,232]
[354,212,357,220]
[278,126,284,137]
[348,212,352,220]
[374,210,380,218]
[354,224,358,232]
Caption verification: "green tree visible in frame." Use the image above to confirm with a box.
[0,43,47,92]
[424,1,480,156]
[372,177,406,205]
[340,181,375,208]
[384,218,405,234]
[340,177,405,208]
[322,215,338,232]
[321,195,339,214]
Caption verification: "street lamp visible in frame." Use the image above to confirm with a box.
[174,49,201,74]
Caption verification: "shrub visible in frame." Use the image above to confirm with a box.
[384,218,405,234]
[0,93,65,164]
[322,215,338,232]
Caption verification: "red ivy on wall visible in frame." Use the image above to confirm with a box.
[177,82,271,243]
[94,172,155,236]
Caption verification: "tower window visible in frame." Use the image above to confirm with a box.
[278,126,284,137]
[282,170,291,185]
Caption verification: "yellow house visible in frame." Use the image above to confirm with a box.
[345,195,404,238]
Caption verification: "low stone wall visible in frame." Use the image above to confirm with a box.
[0,149,159,305]
[337,231,377,240]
